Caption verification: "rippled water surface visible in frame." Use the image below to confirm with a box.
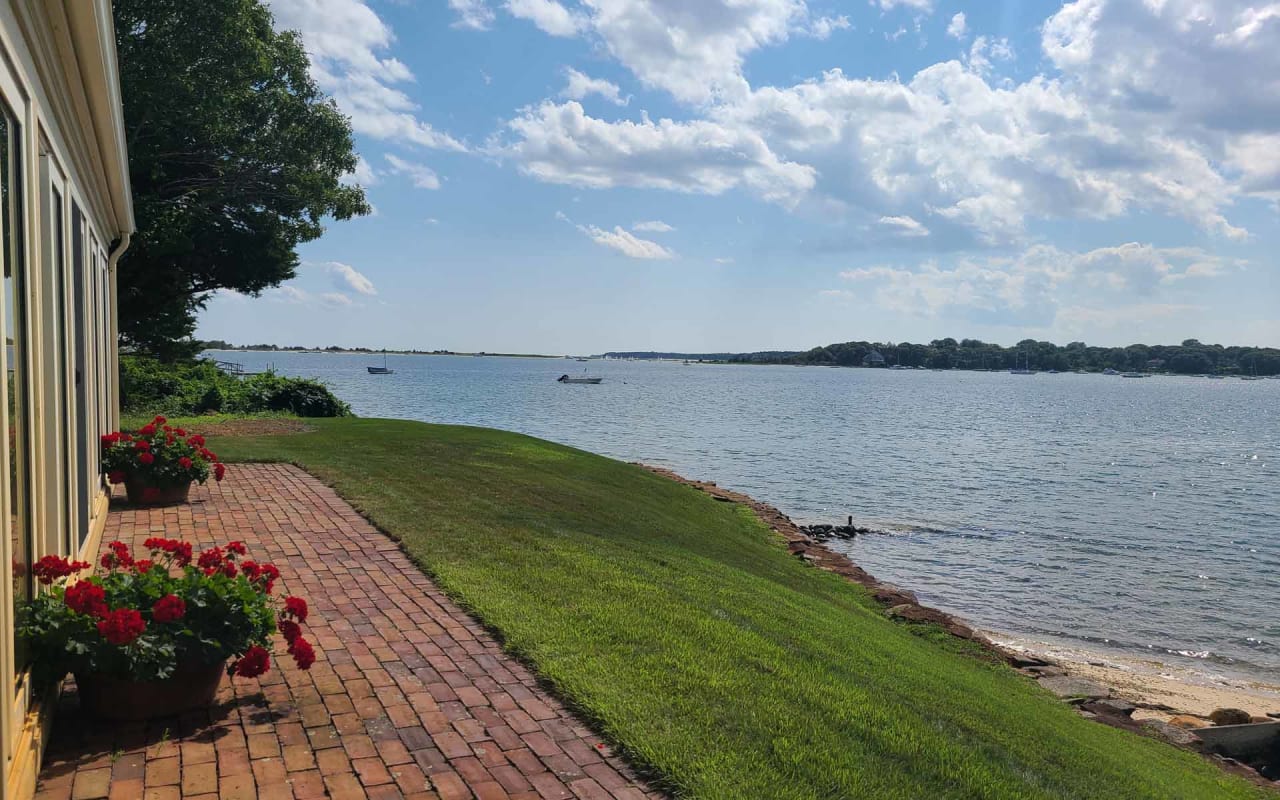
[214,352,1280,679]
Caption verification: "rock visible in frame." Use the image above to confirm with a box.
[1143,720,1203,748]
[1009,655,1052,669]
[1081,698,1137,718]
[1037,676,1110,700]
[1169,715,1210,730]
[1267,711,1280,719]
[1024,665,1066,678]
[1209,708,1253,726]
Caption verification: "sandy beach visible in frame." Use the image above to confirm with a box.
[993,635,1280,721]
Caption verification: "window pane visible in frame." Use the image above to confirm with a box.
[2,100,32,675]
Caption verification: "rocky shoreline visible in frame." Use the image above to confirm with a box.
[640,464,1280,789]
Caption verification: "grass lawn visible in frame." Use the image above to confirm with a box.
[203,417,1262,799]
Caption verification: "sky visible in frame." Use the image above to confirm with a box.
[197,0,1280,353]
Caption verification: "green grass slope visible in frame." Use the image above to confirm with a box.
[210,418,1262,799]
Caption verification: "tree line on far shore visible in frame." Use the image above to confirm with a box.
[722,338,1280,374]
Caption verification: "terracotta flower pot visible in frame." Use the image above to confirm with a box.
[124,477,192,506]
[75,659,226,721]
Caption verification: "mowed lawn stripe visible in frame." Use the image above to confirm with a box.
[207,418,1263,799]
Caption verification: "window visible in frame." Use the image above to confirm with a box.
[1,98,32,675]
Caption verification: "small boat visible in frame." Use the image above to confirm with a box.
[1121,372,1147,378]
[1205,374,1225,379]
[367,354,394,374]
[1009,352,1036,374]
[575,357,590,362]
[1103,368,1120,376]
[558,374,602,384]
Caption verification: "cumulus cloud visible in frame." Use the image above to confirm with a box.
[342,155,379,187]
[507,0,586,36]
[873,0,933,12]
[267,0,465,151]
[577,224,676,258]
[946,12,966,39]
[316,261,379,296]
[632,220,674,232]
[561,68,628,105]
[449,0,496,30]
[878,215,929,237]
[833,243,1241,326]
[496,101,815,205]
[384,154,442,189]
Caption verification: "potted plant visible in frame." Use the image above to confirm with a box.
[101,416,226,505]
[18,539,315,721]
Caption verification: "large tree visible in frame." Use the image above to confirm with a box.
[114,0,369,359]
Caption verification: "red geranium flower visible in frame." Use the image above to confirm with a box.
[175,428,186,436]
[98,608,146,646]
[289,637,316,670]
[138,424,156,436]
[64,582,108,617]
[222,561,238,578]
[151,594,186,624]
[134,440,151,451]
[278,619,301,644]
[138,452,155,466]
[101,541,134,570]
[283,596,308,622]
[214,463,226,482]
[153,415,167,426]
[178,457,193,470]
[187,434,206,447]
[232,645,271,678]
[31,555,91,585]
[226,541,247,556]
[134,559,154,574]
[107,470,126,485]
[197,547,224,570]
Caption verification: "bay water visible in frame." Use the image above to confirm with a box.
[210,351,1280,681]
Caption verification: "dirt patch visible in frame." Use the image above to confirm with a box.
[189,418,315,437]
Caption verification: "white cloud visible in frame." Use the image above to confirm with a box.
[834,243,1241,325]
[560,68,628,106]
[805,15,851,39]
[267,0,465,151]
[265,285,312,304]
[632,220,674,232]
[384,154,441,189]
[577,224,676,259]
[506,0,585,36]
[946,12,966,39]
[320,292,355,306]
[317,261,378,296]
[449,0,496,30]
[878,215,929,237]
[714,257,735,264]
[966,35,1014,75]
[549,0,836,104]
[497,101,815,204]
[873,0,933,12]
[343,155,379,186]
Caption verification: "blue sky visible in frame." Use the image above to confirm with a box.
[198,0,1280,353]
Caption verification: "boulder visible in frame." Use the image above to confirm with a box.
[1081,698,1137,718]
[1037,676,1110,700]
[1143,720,1203,748]
[1209,708,1253,726]
[1169,715,1210,730]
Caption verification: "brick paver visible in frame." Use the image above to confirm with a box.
[36,465,661,800]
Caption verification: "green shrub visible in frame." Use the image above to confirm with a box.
[120,356,351,418]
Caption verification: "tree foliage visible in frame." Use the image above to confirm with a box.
[725,339,1280,375]
[114,0,369,359]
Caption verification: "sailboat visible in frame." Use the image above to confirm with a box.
[1241,359,1265,380]
[1009,353,1036,375]
[367,353,394,374]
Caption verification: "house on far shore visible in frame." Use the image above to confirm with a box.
[1,1,135,796]
[863,350,886,367]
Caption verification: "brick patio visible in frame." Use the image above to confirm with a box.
[35,465,662,800]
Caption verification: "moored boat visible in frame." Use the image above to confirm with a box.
[558,374,602,384]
